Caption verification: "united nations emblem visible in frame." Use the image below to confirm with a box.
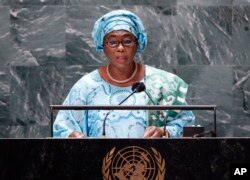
[102,146,166,180]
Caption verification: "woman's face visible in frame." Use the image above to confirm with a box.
[103,30,137,69]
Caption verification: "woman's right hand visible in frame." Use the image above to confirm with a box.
[68,131,85,138]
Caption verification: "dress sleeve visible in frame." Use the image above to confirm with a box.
[165,77,195,137]
[145,66,195,137]
[166,101,195,137]
[53,78,88,138]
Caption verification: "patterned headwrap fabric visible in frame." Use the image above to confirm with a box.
[92,9,147,53]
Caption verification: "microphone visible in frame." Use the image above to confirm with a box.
[102,82,144,137]
[131,82,146,93]
[133,82,156,105]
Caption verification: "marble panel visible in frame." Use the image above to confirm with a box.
[2,0,65,6]
[0,72,10,126]
[66,0,118,6]
[0,7,11,126]
[0,125,11,138]
[0,6,44,67]
[233,0,250,5]
[177,0,233,6]
[173,5,234,65]
[0,6,11,70]
[9,65,65,138]
[3,124,52,138]
[9,5,65,66]
[137,6,177,68]
[232,66,250,137]
[121,0,176,6]
[232,5,250,65]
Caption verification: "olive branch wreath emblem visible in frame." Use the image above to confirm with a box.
[102,147,166,180]
[102,147,116,180]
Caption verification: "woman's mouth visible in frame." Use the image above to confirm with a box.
[115,56,128,63]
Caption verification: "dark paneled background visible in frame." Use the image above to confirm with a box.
[0,0,249,138]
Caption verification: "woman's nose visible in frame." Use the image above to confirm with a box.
[117,42,125,51]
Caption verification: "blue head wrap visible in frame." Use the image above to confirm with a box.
[92,9,147,53]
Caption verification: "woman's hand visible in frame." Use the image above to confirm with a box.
[68,131,85,138]
[143,126,169,138]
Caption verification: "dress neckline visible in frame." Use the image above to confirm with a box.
[97,65,148,88]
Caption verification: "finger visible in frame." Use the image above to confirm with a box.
[75,134,85,138]
[151,129,162,138]
[143,126,156,138]
[69,131,84,138]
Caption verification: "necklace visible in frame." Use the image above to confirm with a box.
[106,62,138,84]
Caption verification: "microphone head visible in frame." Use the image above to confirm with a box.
[131,82,146,93]
[132,82,140,91]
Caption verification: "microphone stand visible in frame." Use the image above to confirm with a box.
[102,91,137,137]
[144,91,156,105]
[102,82,146,137]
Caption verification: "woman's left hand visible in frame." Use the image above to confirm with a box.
[143,126,166,138]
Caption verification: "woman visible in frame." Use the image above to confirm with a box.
[53,9,195,138]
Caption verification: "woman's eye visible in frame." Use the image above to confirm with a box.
[123,39,132,45]
[109,40,118,45]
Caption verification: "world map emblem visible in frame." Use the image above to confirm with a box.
[102,146,166,180]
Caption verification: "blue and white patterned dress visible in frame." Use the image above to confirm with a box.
[53,65,195,138]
